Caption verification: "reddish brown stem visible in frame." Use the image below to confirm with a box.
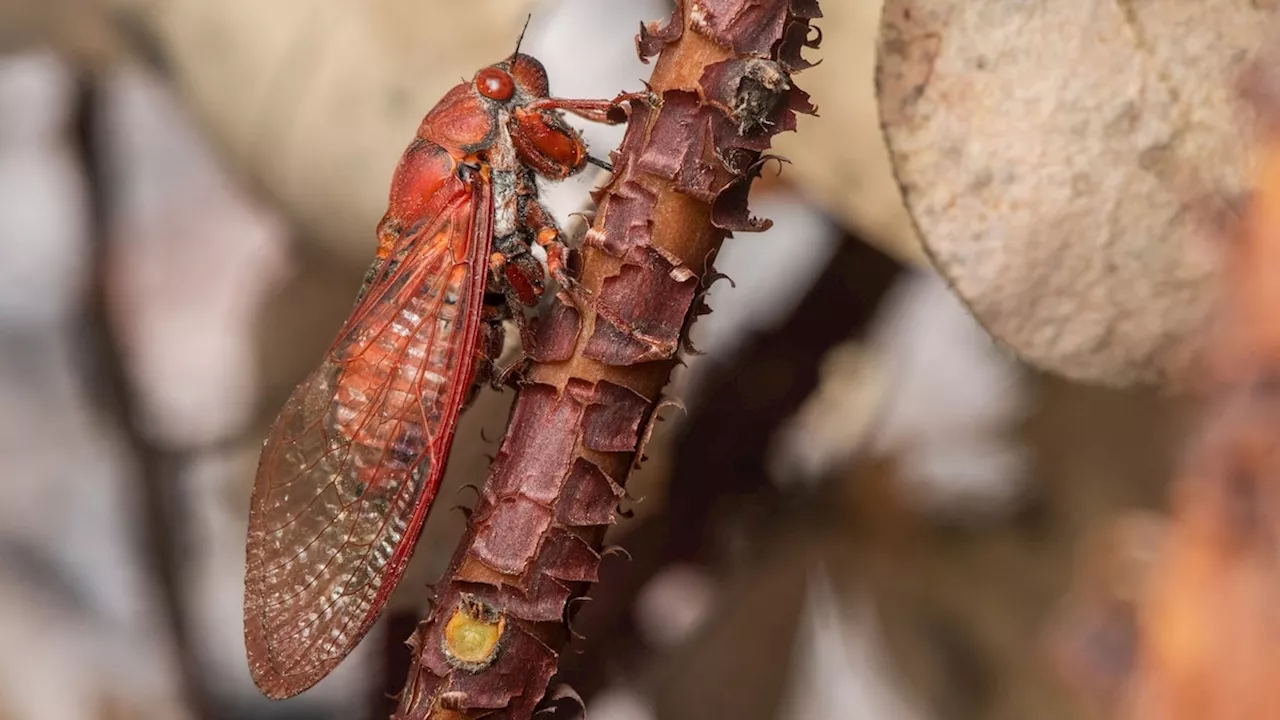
[393,1,820,717]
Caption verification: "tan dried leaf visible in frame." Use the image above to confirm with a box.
[877,0,1273,386]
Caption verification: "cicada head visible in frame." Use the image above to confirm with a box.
[494,54,590,180]
[417,52,558,156]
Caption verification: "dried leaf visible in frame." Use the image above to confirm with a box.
[877,0,1271,386]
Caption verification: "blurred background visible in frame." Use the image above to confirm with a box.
[0,1,1186,719]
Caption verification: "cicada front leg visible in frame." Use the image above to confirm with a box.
[519,198,585,307]
[527,90,655,125]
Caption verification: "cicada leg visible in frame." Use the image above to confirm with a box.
[469,298,516,396]
[482,241,545,389]
[519,199,586,309]
[526,90,655,124]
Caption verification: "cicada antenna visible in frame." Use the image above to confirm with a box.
[511,14,533,67]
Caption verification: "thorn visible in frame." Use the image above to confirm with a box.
[537,684,586,718]
[703,269,736,289]
[806,24,823,48]
[567,595,592,614]
[601,544,633,562]
[656,396,688,419]
[635,395,686,468]
[565,596,592,641]
[621,488,647,510]
[751,153,791,177]
[681,336,705,356]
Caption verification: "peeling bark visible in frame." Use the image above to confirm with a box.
[393,2,820,717]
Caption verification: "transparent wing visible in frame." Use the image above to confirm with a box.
[244,173,492,698]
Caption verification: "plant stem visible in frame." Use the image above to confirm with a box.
[394,2,821,717]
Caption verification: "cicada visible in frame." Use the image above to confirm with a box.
[243,51,631,699]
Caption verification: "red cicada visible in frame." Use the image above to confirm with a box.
[243,51,631,699]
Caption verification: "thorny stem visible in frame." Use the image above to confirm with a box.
[394,1,821,717]
[552,225,904,702]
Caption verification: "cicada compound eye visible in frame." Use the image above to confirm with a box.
[476,67,515,101]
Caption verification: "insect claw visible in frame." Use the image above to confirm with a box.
[586,155,614,172]
[555,285,592,315]
[450,504,474,520]
[493,358,526,390]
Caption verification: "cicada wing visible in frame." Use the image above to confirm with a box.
[244,174,493,699]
